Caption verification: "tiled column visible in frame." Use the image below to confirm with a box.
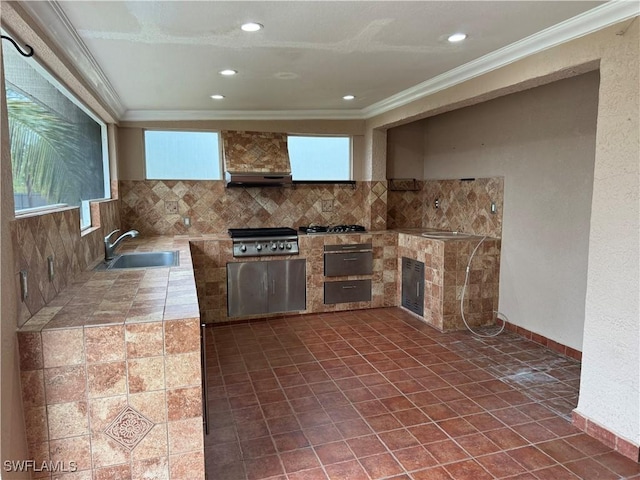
[18,317,204,479]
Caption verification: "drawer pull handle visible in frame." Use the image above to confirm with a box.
[343,257,358,261]
[341,246,358,249]
[342,285,357,289]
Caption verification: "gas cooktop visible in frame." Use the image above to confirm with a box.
[228,227,299,257]
[299,225,366,234]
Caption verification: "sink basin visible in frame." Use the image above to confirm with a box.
[96,251,180,270]
[421,231,472,239]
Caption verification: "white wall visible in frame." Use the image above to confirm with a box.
[386,121,425,179]
[368,20,639,447]
[117,120,367,180]
[578,20,639,446]
[414,72,599,351]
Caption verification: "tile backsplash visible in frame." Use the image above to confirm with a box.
[388,177,504,238]
[120,180,388,235]
[11,199,120,325]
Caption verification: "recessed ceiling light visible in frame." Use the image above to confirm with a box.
[241,22,263,32]
[219,69,237,76]
[448,33,467,43]
[210,94,225,100]
[343,95,355,100]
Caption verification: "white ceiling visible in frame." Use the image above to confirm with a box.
[19,1,635,121]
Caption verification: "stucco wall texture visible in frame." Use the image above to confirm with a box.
[369,19,640,447]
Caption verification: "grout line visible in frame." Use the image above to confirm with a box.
[202,308,599,480]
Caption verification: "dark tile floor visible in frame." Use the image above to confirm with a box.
[203,307,640,480]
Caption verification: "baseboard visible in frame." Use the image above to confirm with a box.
[502,321,582,361]
[572,411,640,463]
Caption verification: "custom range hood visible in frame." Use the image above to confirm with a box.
[222,130,292,187]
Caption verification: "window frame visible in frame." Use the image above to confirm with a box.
[4,38,111,230]
[143,129,223,181]
[287,134,353,181]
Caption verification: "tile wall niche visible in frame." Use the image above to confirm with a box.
[119,180,388,235]
[388,177,504,238]
[11,200,120,326]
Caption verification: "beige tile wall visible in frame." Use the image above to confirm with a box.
[11,200,120,326]
[17,317,203,479]
[120,180,388,236]
[398,234,500,332]
[221,131,291,173]
[388,177,504,238]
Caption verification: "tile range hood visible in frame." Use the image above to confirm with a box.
[222,130,293,187]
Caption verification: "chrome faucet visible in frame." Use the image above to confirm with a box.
[104,229,139,261]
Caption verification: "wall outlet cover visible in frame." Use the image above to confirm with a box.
[165,201,178,214]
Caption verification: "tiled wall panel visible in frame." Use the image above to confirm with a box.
[388,177,504,238]
[11,200,120,326]
[221,130,291,173]
[120,180,387,236]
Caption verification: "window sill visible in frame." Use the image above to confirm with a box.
[14,204,76,219]
[81,226,100,238]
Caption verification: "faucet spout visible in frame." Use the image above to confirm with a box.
[104,229,139,261]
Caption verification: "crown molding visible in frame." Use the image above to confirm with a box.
[361,0,640,119]
[19,0,638,123]
[19,0,126,120]
[121,109,366,122]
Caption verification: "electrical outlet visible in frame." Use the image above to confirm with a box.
[183,217,191,227]
[47,255,55,282]
[165,200,178,214]
[321,199,334,212]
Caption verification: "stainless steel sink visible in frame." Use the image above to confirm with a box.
[96,251,180,270]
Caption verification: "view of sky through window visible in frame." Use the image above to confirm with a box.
[288,136,351,180]
[145,130,220,180]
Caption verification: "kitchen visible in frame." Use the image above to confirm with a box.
[1,1,639,479]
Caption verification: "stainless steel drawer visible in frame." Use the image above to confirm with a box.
[324,280,372,304]
[324,243,372,253]
[324,251,373,277]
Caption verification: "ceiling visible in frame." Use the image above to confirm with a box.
[19,1,632,121]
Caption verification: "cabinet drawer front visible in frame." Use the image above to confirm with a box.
[324,280,372,304]
[324,243,372,253]
[324,251,373,277]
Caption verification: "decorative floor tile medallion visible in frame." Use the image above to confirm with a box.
[104,406,154,449]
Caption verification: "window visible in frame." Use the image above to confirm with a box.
[288,135,351,181]
[144,130,221,180]
[3,37,110,229]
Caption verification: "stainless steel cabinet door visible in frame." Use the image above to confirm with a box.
[268,259,306,314]
[227,262,268,317]
[401,257,424,316]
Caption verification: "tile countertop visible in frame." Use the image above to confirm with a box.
[18,236,200,332]
[18,229,498,332]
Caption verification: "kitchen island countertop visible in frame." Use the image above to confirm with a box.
[18,235,199,332]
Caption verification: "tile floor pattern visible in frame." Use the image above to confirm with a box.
[203,308,640,480]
